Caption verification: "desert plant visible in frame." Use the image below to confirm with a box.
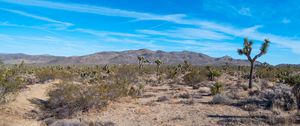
[0,66,24,103]
[154,59,163,73]
[211,82,223,95]
[45,73,141,118]
[237,38,270,89]
[222,62,230,73]
[183,69,206,85]
[284,75,300,86]
[103,64,111,74]
[137,56,144,70]
[182,60,192,73]
[137,56,150,70]
[206,66,221,81]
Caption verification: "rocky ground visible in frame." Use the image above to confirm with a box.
[0,74,298,126]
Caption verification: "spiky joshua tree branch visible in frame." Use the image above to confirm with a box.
[237,38,270,89]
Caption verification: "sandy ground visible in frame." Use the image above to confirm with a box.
[0,80,273,126]
[0,82,54,126]
[80,84,253,126]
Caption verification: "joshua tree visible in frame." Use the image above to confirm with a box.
[154,59,163,73]
[137,56,145,69]
[237,38,270,89]
[137,56,150,70]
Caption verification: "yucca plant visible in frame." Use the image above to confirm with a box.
[237,38,270,89]
[206,66,221,81]
[211,82,223,95]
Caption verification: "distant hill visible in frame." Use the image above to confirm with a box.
[0,49,254,66]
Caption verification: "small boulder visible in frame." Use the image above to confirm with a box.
[211,94,233,105]
[198,87,211,94]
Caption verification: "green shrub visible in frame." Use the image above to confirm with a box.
[0,67,24,103]
[35,67,74,83]
[206,66,221,81]
[210,82,223,95]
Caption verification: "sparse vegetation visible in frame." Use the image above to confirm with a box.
[2,44,300,125]
[0,63,25,103]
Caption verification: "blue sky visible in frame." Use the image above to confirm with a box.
[0,0,299,65]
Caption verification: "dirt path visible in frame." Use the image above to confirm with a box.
[0,82,54,126]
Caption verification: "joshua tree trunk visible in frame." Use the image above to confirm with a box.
[249,62,254,89]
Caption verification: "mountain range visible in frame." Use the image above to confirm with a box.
[0,49,254,66]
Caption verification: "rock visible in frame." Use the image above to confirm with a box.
[43,117,57,126]
[192,84,200,89]
[157,96,169,102]
[178,93,191,99]
[198,87,211,94]
[211,94,233,104]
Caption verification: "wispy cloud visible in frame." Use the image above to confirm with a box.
[1,0,300,56]
[0,0,185,22]
[138,28,233,40]
[238,7,252,16]
[0,8,73,28]
[203,0,252,17]
[74,28,145,38]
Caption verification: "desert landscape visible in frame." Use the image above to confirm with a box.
[1,46,300,126]
[1,0,300,126]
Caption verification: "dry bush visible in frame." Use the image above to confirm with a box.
[284,75,300,86]
[183,69,206,85]
[0,66,25,103]
[44,73,142,118]
[35,67,74,83]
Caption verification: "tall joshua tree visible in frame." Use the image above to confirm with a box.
[237,38,270,89]
[154,59,163,73]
